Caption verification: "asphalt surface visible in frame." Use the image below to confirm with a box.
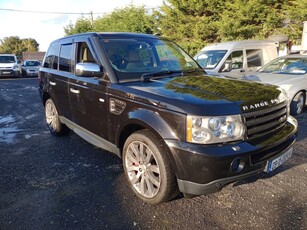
[0,78,306,230]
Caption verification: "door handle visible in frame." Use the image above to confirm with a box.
[70,88,80,94]
[50,81,56,86]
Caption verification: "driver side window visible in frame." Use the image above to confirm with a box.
[77,42,96,64]
[220,50,243,72]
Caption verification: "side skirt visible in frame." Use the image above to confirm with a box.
[59,116,121,158]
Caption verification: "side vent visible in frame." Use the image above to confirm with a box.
[109,98,126,115]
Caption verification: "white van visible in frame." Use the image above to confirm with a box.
[194,40,278,78]
[0,54,21,78]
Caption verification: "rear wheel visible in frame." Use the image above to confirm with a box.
[123,130,178,205]
[290,92,305,115]
[45,98,70,136]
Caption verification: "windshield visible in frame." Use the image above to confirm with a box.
[25,61,41,66]
[259,57,307,74]
[194,50,227,69]
[101,37,200,82]
[0,56,16,63]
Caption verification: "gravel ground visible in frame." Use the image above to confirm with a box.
[0,78,306,230]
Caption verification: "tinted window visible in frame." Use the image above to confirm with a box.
[0,56,16,63]
[246,49,262,67]
[102,38,199,82]
[59,44,73,72]
[25,61,41,66]
[43,43,59,69]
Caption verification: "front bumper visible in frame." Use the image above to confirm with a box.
[0,69,20,77]
[166,117,298,195]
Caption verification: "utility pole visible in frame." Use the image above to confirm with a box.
[301,21,307,54]
[89,11,93,26]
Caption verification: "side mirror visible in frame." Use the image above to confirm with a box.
[76,62,103,77]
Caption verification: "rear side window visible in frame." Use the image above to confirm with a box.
[43,43,59,69]
[59,44,73,72]
[246,49,262,67]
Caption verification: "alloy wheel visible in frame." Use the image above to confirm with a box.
[125,141,161,198]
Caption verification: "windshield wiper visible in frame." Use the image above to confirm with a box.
[141,70,183,82]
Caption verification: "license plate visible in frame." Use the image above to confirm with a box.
[3,71,10,74]
[265,147,293,173]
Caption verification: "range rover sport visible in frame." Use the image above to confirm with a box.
[38,32,298,205]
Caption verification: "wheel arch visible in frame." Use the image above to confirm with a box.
[42,92,51,107]
[116,109,180,163]
[291,90,306,104]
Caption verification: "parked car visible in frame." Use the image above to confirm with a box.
[22,60,41,77]
[39,32,297,204]
[242,54,307,115]
[0,54,21,78]
[194,40,278,78]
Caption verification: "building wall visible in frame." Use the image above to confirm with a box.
[22,52,46,62]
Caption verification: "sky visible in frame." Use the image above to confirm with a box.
[0,0,163,51]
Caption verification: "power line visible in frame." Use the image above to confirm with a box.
[0,6,160,15]
[0,8,105,15]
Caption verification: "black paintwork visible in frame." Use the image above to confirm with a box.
[38,32,298,196]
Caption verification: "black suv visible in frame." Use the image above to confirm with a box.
[39,32,298,204]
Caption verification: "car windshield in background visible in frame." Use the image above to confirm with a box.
[194,50,227,69]
[259,57,307,74]
[101,38,200,82]
[0,56,16,63]
[25,61,41,67]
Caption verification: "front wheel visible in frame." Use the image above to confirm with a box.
[123,130,178,205]
[290,92,305,116]
[45,98,70,136]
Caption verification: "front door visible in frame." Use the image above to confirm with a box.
[68,41,109,140]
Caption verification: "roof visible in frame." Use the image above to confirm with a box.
[51,32,160,44]
[0,54,16,56]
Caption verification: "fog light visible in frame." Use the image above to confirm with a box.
[231,158,245,173]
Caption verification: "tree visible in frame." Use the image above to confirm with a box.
[283,0,307,43]
[152,0,227,55]
[63,1,306,55]
[92,5,153,34]
[216,0,286,41]
[153,0,306,55]
[64,16,93,36]
[64,6,154,36]
[0,36,39,57]
[21,38,40,52]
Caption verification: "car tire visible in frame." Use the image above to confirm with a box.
[290,92,305,116]
[123,130,178,205]
[45,98,70,136]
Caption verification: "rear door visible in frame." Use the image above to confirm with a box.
[68,39,109,140]
[42,42,71,119]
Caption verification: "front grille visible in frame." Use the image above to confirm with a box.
[242,101,288,140]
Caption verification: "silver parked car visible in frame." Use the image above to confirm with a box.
[242,55,307,115]
[22,60,41,77]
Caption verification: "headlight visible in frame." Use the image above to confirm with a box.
[279,84,292,92]
[13,65,19,70]
[278,87,290,116]
[187,115,245,144]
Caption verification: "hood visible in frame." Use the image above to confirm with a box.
[25,66,40,70]
[120,73,283,116]
[0,63,15,68]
